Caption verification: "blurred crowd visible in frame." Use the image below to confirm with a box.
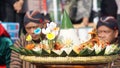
[0,0,119,29]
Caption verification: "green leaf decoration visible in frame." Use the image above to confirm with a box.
[31,50,42,56]
[60,51,67,57]
[19,49,28,55]
[61,10,74,29]
[108,47,120,55]
[50,51,59,57]
[10,46,21,53]
[114,46,120,54]
[24,49,34,56]
[10,46,26,55]
[113,47,120,54]
[79,48,89,56]
[97,48,106,55]
[68,50,78,56]
[41,49,50,56]
[10,44,120,56]
[89,49,96,56]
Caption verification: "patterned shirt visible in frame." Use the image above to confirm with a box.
[10,35,37,68]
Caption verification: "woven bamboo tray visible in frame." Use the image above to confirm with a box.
[19,55,118,64]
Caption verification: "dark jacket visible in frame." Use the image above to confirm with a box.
[0,0,6,21]
[100,0,118,18]
[0,0,17,21]
[5,0,17,6]
[0,37,13,68]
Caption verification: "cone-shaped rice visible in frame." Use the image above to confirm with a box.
[57,10,80,48]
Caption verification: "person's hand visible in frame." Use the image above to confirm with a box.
[73,23,88,28]
[13,0,23,13]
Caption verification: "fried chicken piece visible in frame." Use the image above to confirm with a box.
[78,28,109,50]
[54,42,64,50]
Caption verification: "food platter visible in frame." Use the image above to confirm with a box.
[19,55,118,64]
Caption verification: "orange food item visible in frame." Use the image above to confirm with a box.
[78,45,85,51]
[54,42,63,50]
[25,44,35,50]
[79,28,110,49]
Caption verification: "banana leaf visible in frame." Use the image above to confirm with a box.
[97,48,106,55]
[19,48,28,55]
[41,49,50,56]
[60,51,67,57]
[89,49,96,56]
[31,50,42,56]
[79,48,89,56]
[10,46,27,55]
[68,50,78,56]
[107,47,120,55]
[23,49,34,56]
[10,46,21,53]
[50,51,59,57]
[112,47,120,54]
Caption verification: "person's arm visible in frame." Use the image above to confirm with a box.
[13,0,24,13]
[73,0,92,28]
[6,0,23,13]
[81,0,92,26]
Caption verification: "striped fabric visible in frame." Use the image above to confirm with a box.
[10,35,37,68]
